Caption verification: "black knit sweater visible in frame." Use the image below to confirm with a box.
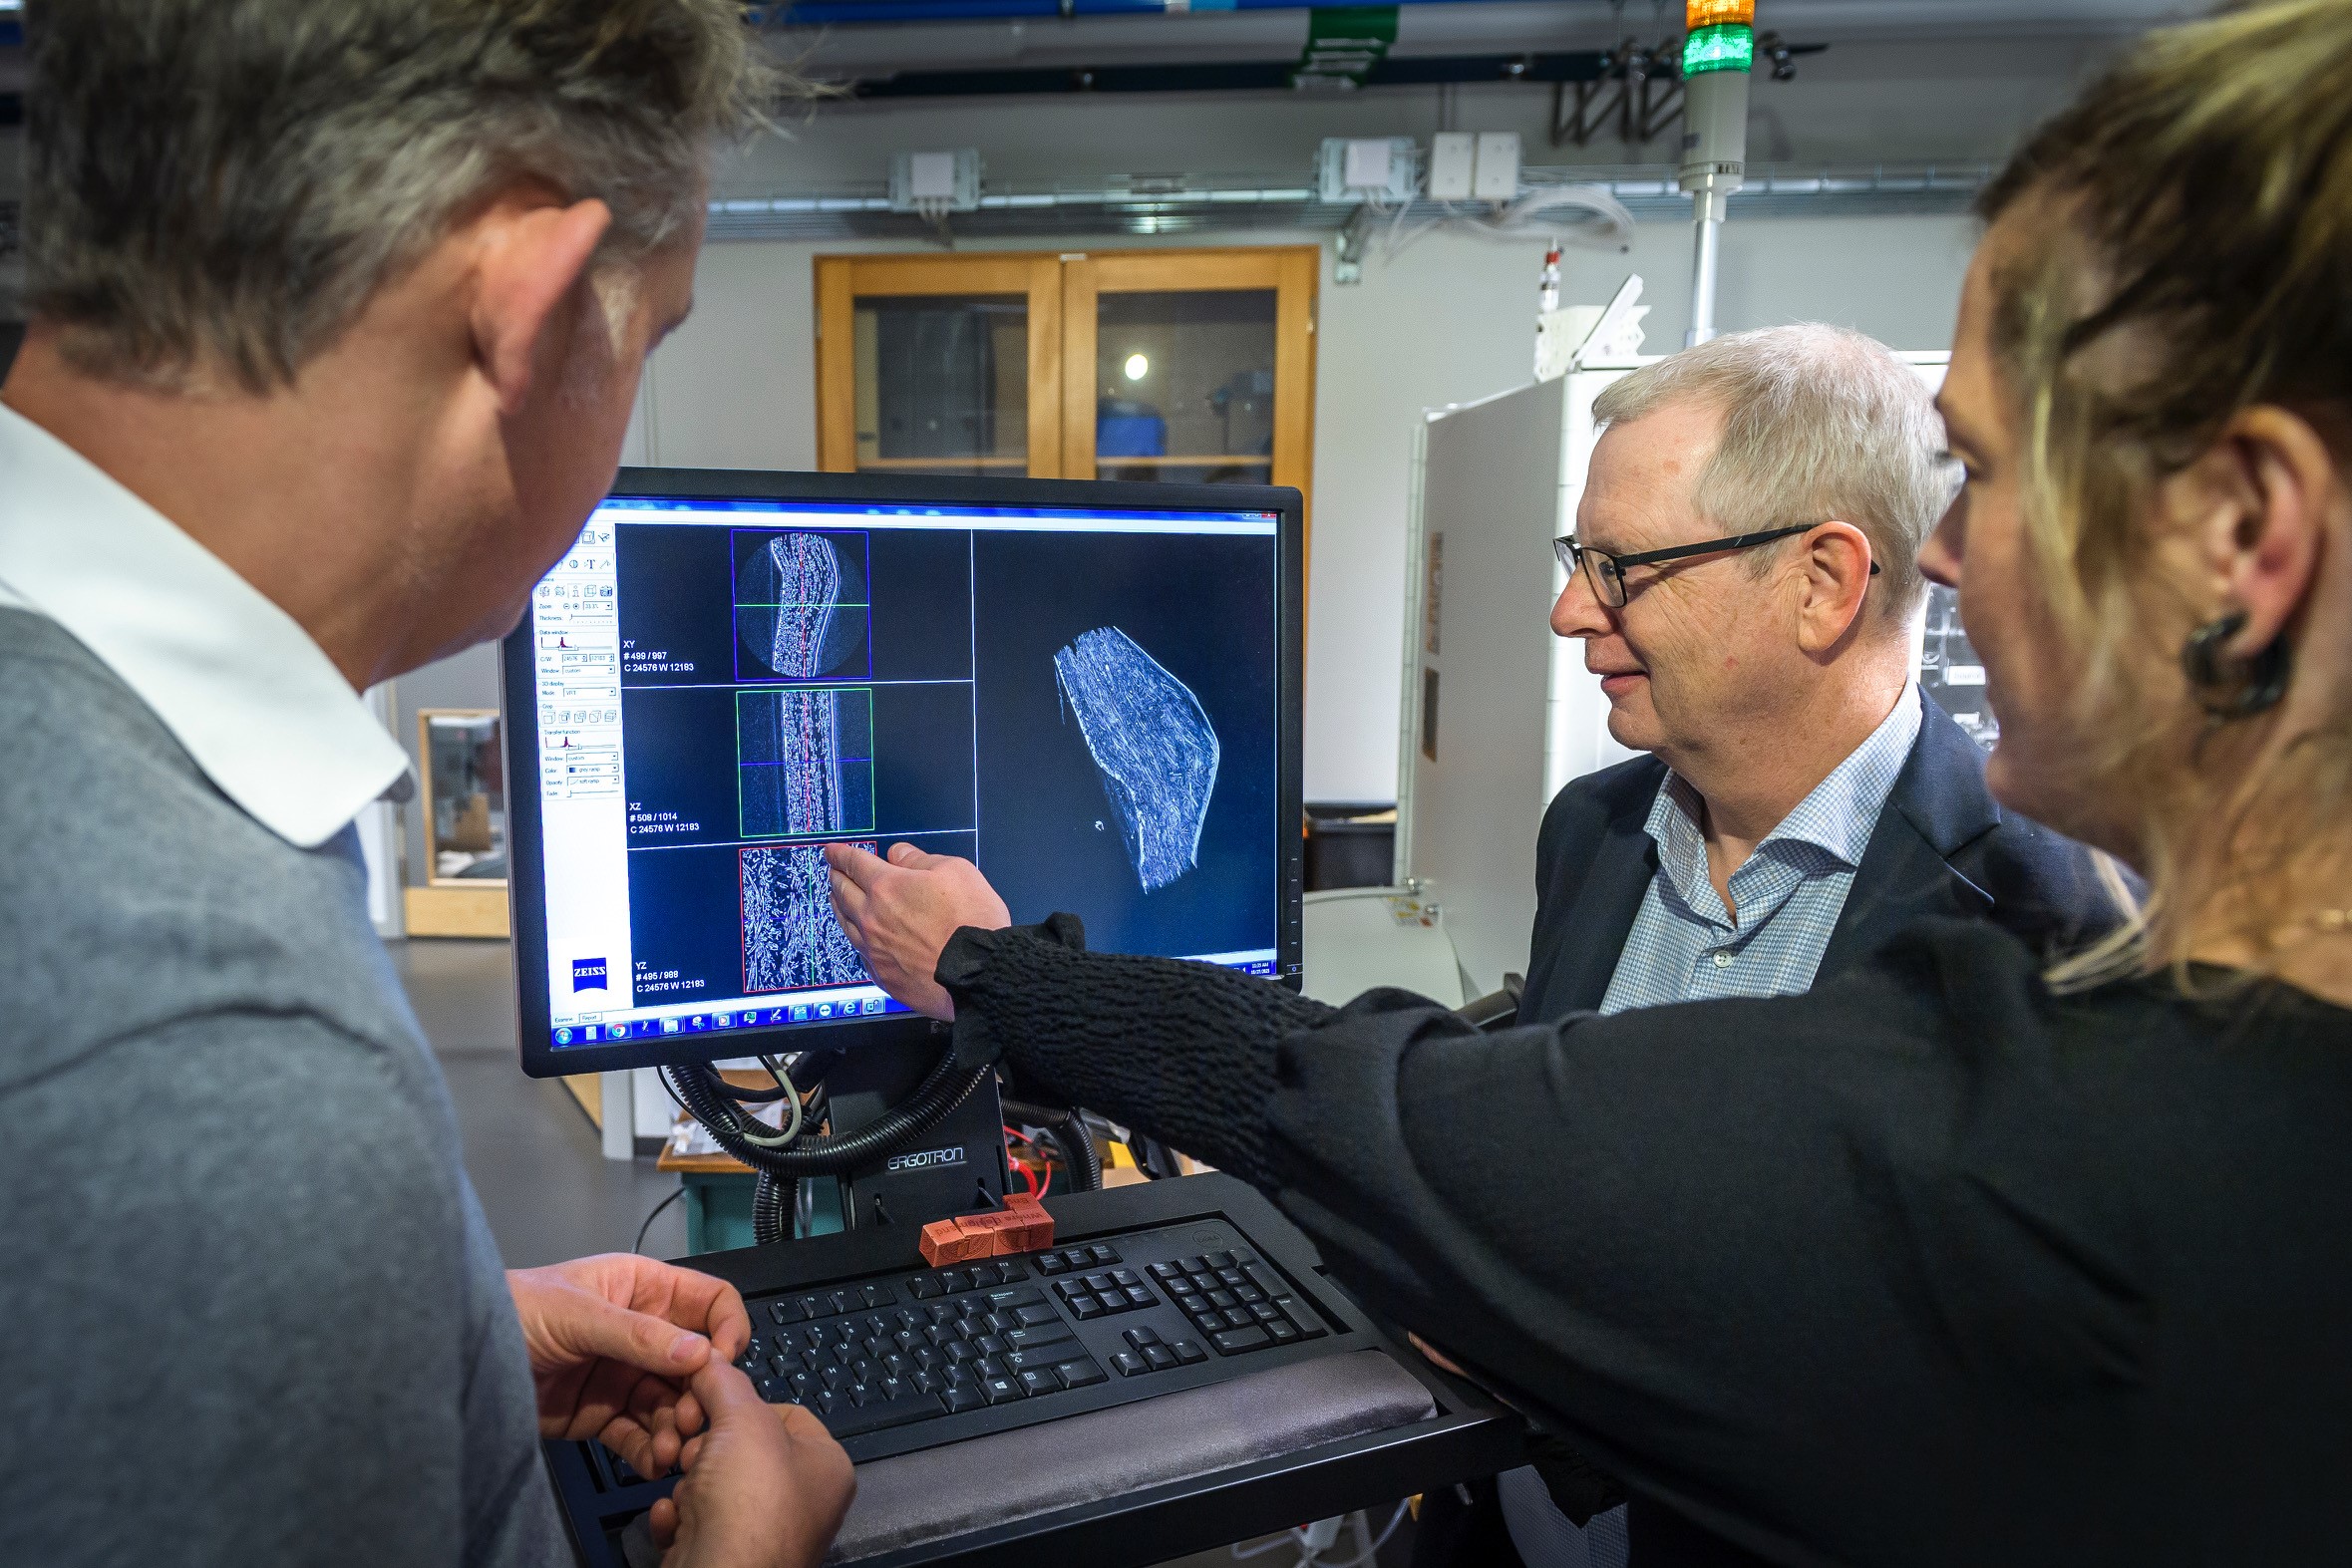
[937,916,2352,1568]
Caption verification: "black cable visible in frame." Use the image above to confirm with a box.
[665,1049,992,1181]
[632,1186,685,1255]
[1001,1098,1104,1193]
[752,1171,798,1246]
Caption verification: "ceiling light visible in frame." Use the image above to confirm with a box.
[1124,354,1150,382]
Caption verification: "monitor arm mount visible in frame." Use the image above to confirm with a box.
[663,1030,1110,1246]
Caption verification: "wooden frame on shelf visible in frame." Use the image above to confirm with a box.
[407,707,511,939]
[814,254,1067,478]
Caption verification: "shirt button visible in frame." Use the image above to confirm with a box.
[1711,950,1734,969]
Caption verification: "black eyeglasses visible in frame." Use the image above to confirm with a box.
[1552,523,1878,609]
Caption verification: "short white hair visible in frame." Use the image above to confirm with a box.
[1591,323,1946,625]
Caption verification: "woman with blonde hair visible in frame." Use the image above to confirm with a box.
[829,3,2352,1560]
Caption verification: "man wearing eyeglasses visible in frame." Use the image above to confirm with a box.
[1480,324,2120,1568]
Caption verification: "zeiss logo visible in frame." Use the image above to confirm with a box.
[572,959,608,993]
[886,1146,965,1174]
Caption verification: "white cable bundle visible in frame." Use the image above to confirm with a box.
[1381,176,1636,260]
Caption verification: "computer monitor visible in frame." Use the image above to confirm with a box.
[504,470,1304,1080]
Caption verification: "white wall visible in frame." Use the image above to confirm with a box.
[629,210,1975,801]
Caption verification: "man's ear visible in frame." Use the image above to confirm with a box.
[470,197,614,417]
[1793,519,1876,655]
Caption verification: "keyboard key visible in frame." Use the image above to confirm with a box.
[1110,1352,1148,1378]
[1071,1296,1103,1320]
[981,1375,1026,1405]
[1178,1256,1207,1274]
[940,1386,984,1415]
[1004,1347,1067,1374]
[1083,1272,1116,1293]
[1210,1325,1272,1355]
[1204,1251,1235,1269]
[986,1288,1046,1312]
[1018,1368,1063,1397]
[1006,1323,1075,1351]
[1173,1340,1207,1365]
[1096,1293,1127,1315]
[1177,1294,1209,1316]
[1207,1289,1238,1310]
[1233,1284,1266,1305]
[1014,1304,1059,1328]
[797,1294,830,1321]
[1143,1344,1177,1371]
[769,1354,798,1379]
[1110,1268,1141,1288]
[770,1299,806,1325]
[1222,1309,1254,1330]
[1250,1304,1283,1324]
[1056,1358,1108,1388]
[1089,1244,1120,1264]
[1124,1326,1162,1347]
[998,1260,1030,1282]
[975,1334,1008,1357]
[1267,1319,1301,1344]
[1038,1254,1068,1275]
[861,1283,896,1309]
[913,1370,940,1395]
[907,1276,940,1300]
[1056,1279,1090,1299]
[1149,1262,1183,1281]
[938,1269,971,1294]
[1124,1287,1154,1309]
[830,1290,861,1318]
[1216,1268,1247,1288]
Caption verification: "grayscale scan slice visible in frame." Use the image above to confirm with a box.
[743,843,872,992]
[1054,627,1219,892]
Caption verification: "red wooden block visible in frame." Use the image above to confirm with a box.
[917,1217,988,1268]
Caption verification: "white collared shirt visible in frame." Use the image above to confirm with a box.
[0,405,408,848]
[1598,680,1926,1014]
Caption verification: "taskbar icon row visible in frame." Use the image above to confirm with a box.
[553,994,906,1048]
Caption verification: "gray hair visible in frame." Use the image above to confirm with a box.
[1590,323,1948,626]
[24,0,780,393]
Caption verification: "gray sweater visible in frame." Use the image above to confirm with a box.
[0,608,571,1565]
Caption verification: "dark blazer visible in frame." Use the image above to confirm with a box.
[1517,688,2122,1027]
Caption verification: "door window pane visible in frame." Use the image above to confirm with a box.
[1095,290,1277,483]
[854,295,1029,473]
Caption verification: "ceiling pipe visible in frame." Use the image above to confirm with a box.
[766,0,1577,25]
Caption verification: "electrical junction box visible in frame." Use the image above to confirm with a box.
[1318,137,1419,203]
[1473,133,1522,202]
[1427,133,1478,201]
[889,149,982,213]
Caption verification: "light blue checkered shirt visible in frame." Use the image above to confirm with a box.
[1501,683,1926,1568]
[1598,682,1924,1016]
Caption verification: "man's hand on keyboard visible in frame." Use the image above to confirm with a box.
[650,1359,855,1568]
[508,1253,755,1476]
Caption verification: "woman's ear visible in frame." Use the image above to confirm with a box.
[2190,406,2335,658]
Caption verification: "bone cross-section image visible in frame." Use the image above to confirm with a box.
[735,530,870,681]
[741,842,875,993]
[1053,626,1220,892]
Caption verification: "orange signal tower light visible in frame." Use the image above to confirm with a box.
[1687,0,1756,24]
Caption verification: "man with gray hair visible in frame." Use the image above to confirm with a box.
[1476,324,2114,1567]
[0,2,850,1564]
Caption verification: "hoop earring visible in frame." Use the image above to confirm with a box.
[2182,610,2291,721]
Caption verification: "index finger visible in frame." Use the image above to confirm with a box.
[667,1270,752,1361]
[823,840,891,892]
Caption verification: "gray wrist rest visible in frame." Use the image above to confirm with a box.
[829,1349,1439,1562]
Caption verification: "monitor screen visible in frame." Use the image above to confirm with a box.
[505,470,1303,1079]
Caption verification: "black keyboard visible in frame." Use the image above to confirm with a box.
[541,1178,1513,1568]
[726,1227,1328,1446]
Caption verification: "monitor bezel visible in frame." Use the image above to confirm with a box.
[505,467,1307,1082]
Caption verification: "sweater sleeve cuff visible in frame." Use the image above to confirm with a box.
[934,913,1090,992]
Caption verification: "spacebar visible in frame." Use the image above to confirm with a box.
[823,1393,939,1439]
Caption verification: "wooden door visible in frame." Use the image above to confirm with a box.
[815,254,1066,478]
[1061,247,1319,528]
